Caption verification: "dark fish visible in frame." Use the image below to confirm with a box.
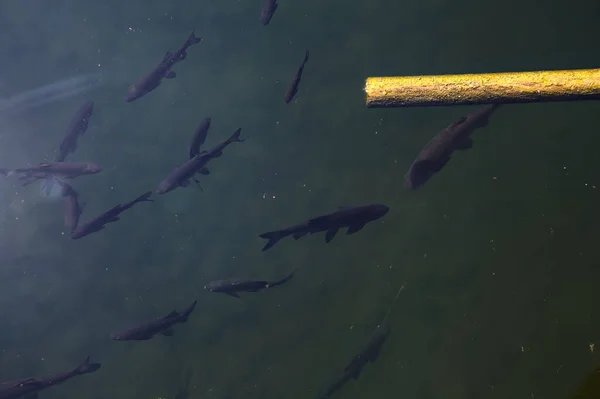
[0,356,100,399]
[204,269,296,298]
[404,104,501,190]
[55,101,94,162]
[320,326,390,398]
[71,191,153,239]
[125,31,202,102]
[188,117,211,158]
[110,300,197,341]
[61,182,83,232]
[260,0,279,25]
[156,128,244,195]
[284,50,309,104]
[259,204,389,251]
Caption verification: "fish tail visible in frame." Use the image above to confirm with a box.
[180,300,197,322]
[273,268,296,286]
[135,191,154,203]
[228,128,244,143]
[75,356,101,375]
[188,30,202,45]
[303,50,309,64]
[259,230,285,251]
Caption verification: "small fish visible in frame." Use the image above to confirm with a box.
[260,0,279,25]
[188,117,211,158]
[71,191,153,239]
[204,269,296,298]
[259,204,389,251]
[404,104,501,190]
[284,50,309,104]
[110,300,197,341]
[0,356,100,399]
[125,31,202,102]
[321,327,389,398]
[61,182,83,232]
[55,101,94,162]
[156,128,244,195]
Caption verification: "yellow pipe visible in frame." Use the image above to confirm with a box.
[365,68,600,107]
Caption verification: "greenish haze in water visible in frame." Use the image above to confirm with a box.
[1,0,600,398]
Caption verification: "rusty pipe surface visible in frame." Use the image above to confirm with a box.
[365,69,600,107]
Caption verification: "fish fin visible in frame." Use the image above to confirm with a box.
[75,356,101,374]
[165,71,176,79]
[325,227,339,243]
[162,51,173,62]
[188,31,202,45]
[197,167,210,175]
[259,230,284,251]
[161,328,174,337]
[225,292,240,298]
[449,116,468,128]
[454,136,473,150]
[292,231,309,240]
[228,128,244,143]
[193,178,203,191]
[347,223,366,235]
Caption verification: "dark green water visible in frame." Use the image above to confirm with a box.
[1,0,600,398]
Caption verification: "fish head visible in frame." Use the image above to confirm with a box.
[124,85,141,102]
[203,281,220,292]
[85,163,102,174]
[369,204,390,219]
[109,332,123,340]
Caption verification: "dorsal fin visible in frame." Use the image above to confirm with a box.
[450,116,467,127]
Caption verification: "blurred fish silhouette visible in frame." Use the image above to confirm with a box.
[0,73,102,116]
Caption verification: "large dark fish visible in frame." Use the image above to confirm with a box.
[284,50,309,104]
[320,326,390,398]
[125,31,202,102]
[71,191,153,239]
[110,300,197,341]
[55,101,94,162]
[204,269,296,298]
[404,104,501,190]
[260,0,279,25]
[259,204,389,251]
[188,117,211,158]
[156,128,244,195]
[61,182,83,232]
[0,356,100,399]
